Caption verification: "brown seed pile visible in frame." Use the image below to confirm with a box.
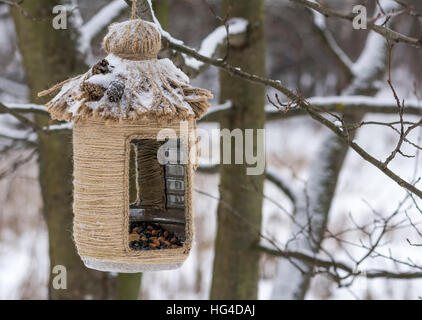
[129,221,183,251]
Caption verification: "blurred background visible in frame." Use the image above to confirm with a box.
[1,0,422,299]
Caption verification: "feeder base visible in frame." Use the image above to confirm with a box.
[82,257,183,273]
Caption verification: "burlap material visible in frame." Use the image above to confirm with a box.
[72,119,195,271]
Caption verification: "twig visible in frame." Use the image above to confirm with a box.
[289,0,422,47]
[258,244,422,280]
[0,148,37,181]
[0,102,44,134]
[0,0,39,22]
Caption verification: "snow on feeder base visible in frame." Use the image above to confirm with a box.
[39,18,212,273]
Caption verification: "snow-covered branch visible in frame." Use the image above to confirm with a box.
[78,0,128,59]
[44,123,73,132]
[0,102,71,135]
[136,0,248,76]
[0,102,49,116]
[0,114,37,148]
[89,1,422,201]
[0,102,44,133]
[306,95,422,109]
[198,163,298,207]
[308,0,354,80]
[272,132,347,299]
[182,18,248,72]
[201,101,233,121]
[202,97,422,122]
[266,167,298,207]
[264,95,422,120]
[290,0,422,48]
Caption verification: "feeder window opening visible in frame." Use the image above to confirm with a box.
[128,138,187,251]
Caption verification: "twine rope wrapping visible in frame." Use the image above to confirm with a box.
[72,120,194,270]
[102,19,162,61]
[131,0,137,20]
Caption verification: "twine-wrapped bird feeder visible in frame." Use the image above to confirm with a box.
[39,16,212,272]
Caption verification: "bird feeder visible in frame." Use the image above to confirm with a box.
[39,18,212,272]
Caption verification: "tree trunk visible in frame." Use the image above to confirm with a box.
[210,0,267,300]
[11,0,119,299]
[117,273,142,300]
[152,0,170,27]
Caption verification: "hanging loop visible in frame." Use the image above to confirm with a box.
[131,0,137,20]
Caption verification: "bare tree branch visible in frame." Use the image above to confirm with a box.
[164,1,422,200]
[290,0,422,47]
[295,95,422,199]
[0,102,44,134]
[0,102,70,135]
[195,188,422,283]
[0,148,37,180]
[198,164,298,208]
[0,102,49,117]
[266,168,297,208]
[79,0,128,54]
[258,245,422,280]
[307,3,354,81]
[0,0,39,21]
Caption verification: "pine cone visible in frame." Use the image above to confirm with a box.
[106,81,125,103]
[92,59,110,75]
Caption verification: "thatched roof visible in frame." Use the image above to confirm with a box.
[40,19,213,123]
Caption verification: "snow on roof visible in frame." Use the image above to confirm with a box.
[45,54,212,123]
[42,18,213,123]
